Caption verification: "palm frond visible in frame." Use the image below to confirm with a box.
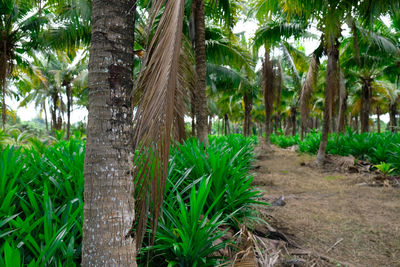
[132,0,185,248]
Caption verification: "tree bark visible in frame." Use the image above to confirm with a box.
[291,107,297,136]
[337,72,347,133]
[224,114,230,135]
[243,91,253,136]
[192,0,208,145]
[263,49,274,143]
[43,102,49,133]
[65,81,72,139]
[82,0,137,265]
[390,103,397,132]
[360,78,372,133]
[317,37,339,164]
[377,107,381,133]
[1,39,7,129]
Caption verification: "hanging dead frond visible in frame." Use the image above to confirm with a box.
[173,35,196,142]
[300,54,320,132]
[274,59,282,108]
[132,0,185,248]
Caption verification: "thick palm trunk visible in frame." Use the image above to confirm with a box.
[243,91,252,136]
[360,78,372,133]
[317,38,339,164]
[224,114,230,135]
[82,0,136,265]
[263,49,274,143]
[192,0,208,145]
[390,103,397,132]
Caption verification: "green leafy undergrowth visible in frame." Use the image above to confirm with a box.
[271,129,400,174]
[1,134,261,266]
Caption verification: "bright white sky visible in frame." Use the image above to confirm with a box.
[10,17,391,124]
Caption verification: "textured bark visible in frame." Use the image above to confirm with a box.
[262,49,274,143]
[65,81,72,139]
[291,107,297,136]
[337,72,347,133]
[51,92,62,131]
[1,39,7,128]
[192,0,208,145]
[43,102,49,133]
[243,91,253,136]
[377,107,381,133]
[390,103,397,132]
[360,78,372,133]
[317,37,339,164]
[82,0,136,265]
[224,114,230,135]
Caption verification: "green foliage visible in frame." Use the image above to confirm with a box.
[374,162,395,177]
[0,140,84,266]
[0,134,260,265]
[270,134,300,148]
[138,134,262,265]
[271,129,400,174]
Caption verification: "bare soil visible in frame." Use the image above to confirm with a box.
[253,143,400,267]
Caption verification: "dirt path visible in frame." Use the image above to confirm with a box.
[253,143,400,267]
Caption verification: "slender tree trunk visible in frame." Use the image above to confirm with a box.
[51,92,58,132]
[192,0,208,145]
[191,93,196,136]
[377,107,381,133]
[355,115,359,133]
[243,91,252,136]
[1,39,7,129]
[360,78,372,133]
[337,72,347,133]
[217,118,220,135]
[43,102,49,133]
[65,82,72,139]
[208,115,213,134]
[390,103,397,132]
[291,107,297,136]
[317,37,339,164]
[176,112,186,142]
[82,0,137,265]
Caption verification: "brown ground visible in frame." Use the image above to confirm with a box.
[253,143,400,267]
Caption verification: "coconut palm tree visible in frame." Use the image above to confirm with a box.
[0,0,47,128]
[82,0,137,264]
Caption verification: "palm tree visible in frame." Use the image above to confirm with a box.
[0,0,46,128]
[82,0,137,264]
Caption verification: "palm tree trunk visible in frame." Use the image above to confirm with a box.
[66,82,72,139]
[337,72,347,133]
[1,39,7,129]
[43,102,49,133]
[243,91,252,136]
[377,107,381,133]
[191,93,196,136]
[82,0,137,265]
[317,37,339,164]
[360,78,372,133]
[291,107,297,136]
[390,103,397,132]
[192,0,208,145]
[263,49,274,143]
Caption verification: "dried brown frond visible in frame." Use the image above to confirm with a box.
[132,0,185,248]
[300,54,320,131]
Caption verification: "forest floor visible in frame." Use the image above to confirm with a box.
[252,142,400,267]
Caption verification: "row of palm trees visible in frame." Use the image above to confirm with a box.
[3,0,400,264]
